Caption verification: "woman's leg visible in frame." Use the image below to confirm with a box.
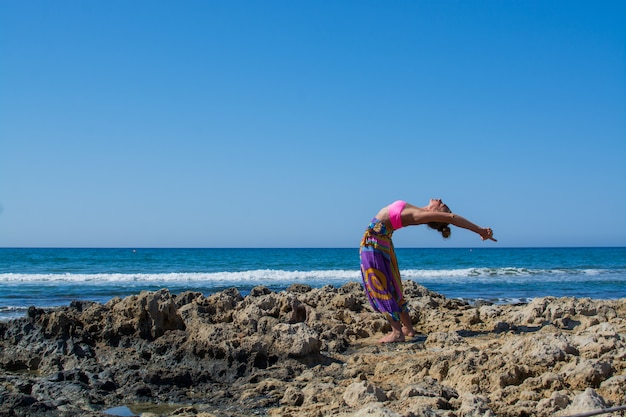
[380,318,405,343]
[400,311,415,337]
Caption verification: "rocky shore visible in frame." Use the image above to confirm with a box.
[1,281,625,417]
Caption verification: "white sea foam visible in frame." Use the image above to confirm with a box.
[0,267,619,284]
[0,270,358,284]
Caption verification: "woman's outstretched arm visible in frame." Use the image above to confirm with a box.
[448,213,496,241]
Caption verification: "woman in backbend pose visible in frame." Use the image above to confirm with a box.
[360,199,496,343]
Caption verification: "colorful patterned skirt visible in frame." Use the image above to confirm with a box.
[359,218,408,322]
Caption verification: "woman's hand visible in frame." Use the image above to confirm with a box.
[480,228,497,242]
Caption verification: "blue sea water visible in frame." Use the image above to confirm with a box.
[1,247,625,321]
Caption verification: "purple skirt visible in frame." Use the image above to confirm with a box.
[359,218,408,321]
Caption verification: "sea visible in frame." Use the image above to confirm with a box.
[1,247,625,322]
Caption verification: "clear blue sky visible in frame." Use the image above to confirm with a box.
[1,1,624,248]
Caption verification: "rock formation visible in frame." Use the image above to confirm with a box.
[1,281,624,416]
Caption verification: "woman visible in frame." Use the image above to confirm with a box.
[360,199,496,343]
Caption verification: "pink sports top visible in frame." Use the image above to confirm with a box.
[388,200,406,230]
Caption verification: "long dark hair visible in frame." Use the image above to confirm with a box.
[427,202,452,238]
[427,222,451,238]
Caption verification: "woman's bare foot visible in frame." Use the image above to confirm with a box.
[399,312,415,338]
[379,331,405,343]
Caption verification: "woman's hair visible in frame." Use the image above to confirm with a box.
[427,222,451,239]
[427,202,452,239]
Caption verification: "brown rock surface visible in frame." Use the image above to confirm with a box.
[0,280,624,416]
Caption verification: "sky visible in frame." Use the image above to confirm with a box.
[1,1,624,248]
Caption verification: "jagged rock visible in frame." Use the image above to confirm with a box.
[343,380,387,407]
[557,388,608,416]
[272,322,320,357]
[458,393,494,416]
[340,403,401,416]
[0,284,624,417]
[536,390,570,415]
[425,331,468,349]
